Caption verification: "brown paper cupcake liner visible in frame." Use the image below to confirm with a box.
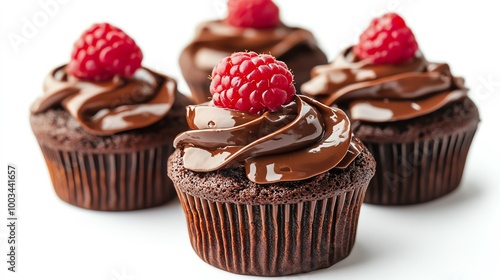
[175,185,368,276]
[38,144,176,211]
[363,127,478,205]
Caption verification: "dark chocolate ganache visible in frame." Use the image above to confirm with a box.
[180,20,326,104]
[301,47,468,122]
[173,95,361,184]
[31,65,176,135]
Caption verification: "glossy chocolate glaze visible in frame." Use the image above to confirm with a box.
[31,65,175,135]
[173,95,361,184]
[301,47,468,122]
[179,20,328,104]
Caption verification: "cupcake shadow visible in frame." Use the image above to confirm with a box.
[58,193,182,216]
[277,181,483,278]
[423,181,481,209]
[275,239,381,279]
[365,180,482,211]
[323,241,374,270]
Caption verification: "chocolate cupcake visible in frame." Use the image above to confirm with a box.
[168,52,375,276]
[179,0,328,104]
[30,23,191,211]
[301,13,480,205]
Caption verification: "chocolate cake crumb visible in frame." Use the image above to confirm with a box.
[168,138,376,205]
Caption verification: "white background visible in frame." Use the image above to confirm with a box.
[1,0,500,279]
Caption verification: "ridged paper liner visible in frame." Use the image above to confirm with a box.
[175,185,367,276]
[363,127,478,205]
[39,144,176,210]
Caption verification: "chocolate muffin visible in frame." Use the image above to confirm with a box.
[169,139,374,275]
[179,0,328,104]
[30,23,192,210]
[301,13,480,205]
[353,97,479,204]
[168,52,376,276]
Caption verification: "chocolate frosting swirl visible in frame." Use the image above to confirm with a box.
[173,95,361,184]
[301,47,468,122]
[179,20,327,104]
[180,20,322,103]
[31,65,176,135]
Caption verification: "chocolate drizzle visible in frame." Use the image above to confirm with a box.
[301,47,468,122]
[173,95,361,184]
[31,65,176,135]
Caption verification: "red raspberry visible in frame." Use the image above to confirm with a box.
[353,13,418,64]
[67,23,143,81]
[226,0,280,29]
[210,52,295,114]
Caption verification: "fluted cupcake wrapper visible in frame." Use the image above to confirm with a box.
[39,144,176,211]
[175,185,368,276]
[363,127,478,205]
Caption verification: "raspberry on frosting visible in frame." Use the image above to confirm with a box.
[67,23,143,81]
[210,51,296,114]
[226,0,280,28]
[353,13,418,65]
